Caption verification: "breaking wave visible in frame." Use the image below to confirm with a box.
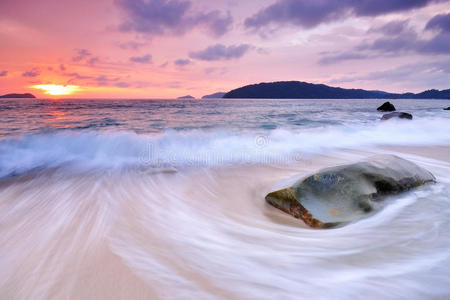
[0,117,449,177]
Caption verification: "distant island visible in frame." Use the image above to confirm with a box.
[0,93,36,99]
[177,95,195,99]
[202,92,226,99]
[223,81,450,99]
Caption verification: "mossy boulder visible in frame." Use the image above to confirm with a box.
[266,155,435,228]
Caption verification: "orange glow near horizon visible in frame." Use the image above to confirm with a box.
[31,84,81,96]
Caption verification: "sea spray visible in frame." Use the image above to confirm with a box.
[1,117,450,177]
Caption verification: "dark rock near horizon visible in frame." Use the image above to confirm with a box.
[265,155,435,229]
[0,93,36,99]
[223,81,450,99]
[177,95,195,99]
[381,112,413,121]
[444,107,450,110]
[201,92,226,99]
[377,101,396,112]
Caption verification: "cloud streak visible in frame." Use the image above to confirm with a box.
[189,44,251,61]
[72,49,91,62]
[130,54,152,63]
[174,59,191,66]
[319,52,370,65]
[329,60,450,90]
[0,70,7,77]
[22,68,40,77]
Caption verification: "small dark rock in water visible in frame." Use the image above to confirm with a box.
[265,155,435,229]
[444,107,450,110]
[377,101,396,111]
[381,112,413,121]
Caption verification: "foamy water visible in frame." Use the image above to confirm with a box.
[1,99,450,299]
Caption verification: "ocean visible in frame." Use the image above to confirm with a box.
[1,98,450,299]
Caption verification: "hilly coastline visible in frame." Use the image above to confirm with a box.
[177,95,195,99]
[0,93,36,99]
[202,92,226,99]
[223,81,450,99]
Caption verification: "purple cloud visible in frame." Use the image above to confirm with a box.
[425,13,450,32]
[115,0,232,37]
[87,57,100,66]
[72,49,91,62]
[62,72,125,86]
[115,82,131,88]
[350,0,445,16]
[190,44,251,61]
[419,33,450,54]
[363,17,450,55]
[320,14,450,64]
[368,20,410,35]
[245,0,447,30]
[59,64,66,71]
[66,72,93,80]
[95,75,120,86]
[0,70,7,77]
[358,26,419,53]
[22,68,40,77]
[130,54,152,63]
[194,10,233,37]
[65,72,94,84]
[204,67,227,75]
[174,59,191,66]
[118,41,147,50]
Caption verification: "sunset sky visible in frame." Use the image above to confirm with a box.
[1,0,449,98]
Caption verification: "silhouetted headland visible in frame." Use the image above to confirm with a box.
[0,93,36,98]
[223,81,450,99]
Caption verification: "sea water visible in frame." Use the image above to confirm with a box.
[0,98,450,299]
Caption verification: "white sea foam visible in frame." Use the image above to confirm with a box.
[0,158,449,299]
[0,117,449,177]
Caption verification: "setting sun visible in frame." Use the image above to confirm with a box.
[31,84,81,96]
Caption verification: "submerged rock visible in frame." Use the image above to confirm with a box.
[265,155,435,228]
[381,112,413,120]
[377,101,396,112]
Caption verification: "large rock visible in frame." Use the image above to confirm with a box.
[265,155,435,228]
[381,112,413,120]
[444,107,450,110]
[377,101,396,111]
